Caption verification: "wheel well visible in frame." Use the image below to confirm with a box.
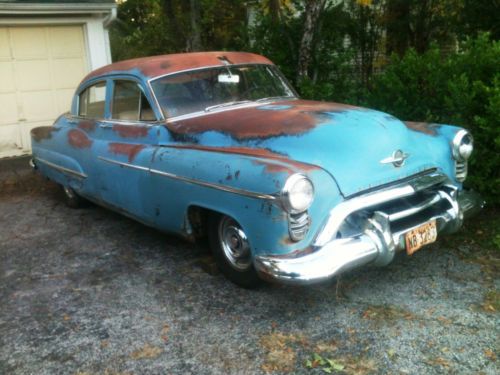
[187,205,219,240]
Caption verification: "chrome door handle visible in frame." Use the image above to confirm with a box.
[99,123,113,129]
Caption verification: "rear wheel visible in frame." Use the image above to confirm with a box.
[61,185,88,209]
[208,214,261,288]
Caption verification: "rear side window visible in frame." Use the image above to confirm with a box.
[111,80,156,121]
[78,82,106,118]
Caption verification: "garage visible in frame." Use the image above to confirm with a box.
[0,0,116,158]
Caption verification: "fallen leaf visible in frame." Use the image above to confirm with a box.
[484,349,497,361]
[130,343,162,360]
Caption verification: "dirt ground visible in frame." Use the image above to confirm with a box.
[0,156,498,375]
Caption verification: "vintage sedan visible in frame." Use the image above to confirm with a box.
[31,51,483,288]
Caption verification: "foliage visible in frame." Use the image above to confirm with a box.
[110,0,248,61]
[305,353,345,373]
[367,34,500,204]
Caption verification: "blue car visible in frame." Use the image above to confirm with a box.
[31,51,483,288]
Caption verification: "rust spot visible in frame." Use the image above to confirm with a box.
[252,160,295,174]
[168,100,356,140]
[83,51,274,82]
[77,120,96,132]
[68,129,92,148]
[164,144,320,173]
[31,126,60,142]
[280,235,295,246]
[109,143,146,162]
[274,246,315,259]
[113,124,149,138]
[403,121,437,136]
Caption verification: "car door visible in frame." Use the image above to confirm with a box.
[95,77,162,223]
[65,79,108,199]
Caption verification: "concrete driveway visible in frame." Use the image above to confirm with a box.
[0,157,498,374]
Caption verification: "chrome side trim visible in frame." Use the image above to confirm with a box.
[98,156,277,201]
[35,157,87,179]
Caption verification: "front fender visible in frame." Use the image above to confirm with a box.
[147,146,341,257]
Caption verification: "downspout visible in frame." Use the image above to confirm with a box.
[103,6,117,29]
[102,7,117,63]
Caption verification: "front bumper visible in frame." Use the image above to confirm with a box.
[254,173,484,285]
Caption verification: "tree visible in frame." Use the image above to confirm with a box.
[297,0,327,81]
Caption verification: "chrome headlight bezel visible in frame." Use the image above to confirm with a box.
[452,129,473,162]
[281,174,315,213]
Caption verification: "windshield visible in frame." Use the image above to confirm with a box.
[150,64,296,118]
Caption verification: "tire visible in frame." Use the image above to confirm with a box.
[61,185,88,209]
[208,213,261,288]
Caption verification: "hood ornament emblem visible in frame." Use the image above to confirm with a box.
[380,150,409,167]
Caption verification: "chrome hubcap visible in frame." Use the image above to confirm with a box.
[218,216,251,271]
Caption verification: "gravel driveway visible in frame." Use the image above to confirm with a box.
[0,157,498,375]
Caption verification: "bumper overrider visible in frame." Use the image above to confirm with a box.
[254,172,484,285]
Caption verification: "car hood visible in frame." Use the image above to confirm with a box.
[167,99,451,197]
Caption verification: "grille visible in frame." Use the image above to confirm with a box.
[455,161,467,182]
[338,183,454,245]
[289,211,310,241]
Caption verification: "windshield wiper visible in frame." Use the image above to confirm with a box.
[205,100,253,112]
[256,95,294,103]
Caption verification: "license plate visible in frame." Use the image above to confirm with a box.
[405,220,437,255]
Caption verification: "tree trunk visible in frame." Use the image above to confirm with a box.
[297,0,326,82]
[385,0,411,57]
[189,0,202,51]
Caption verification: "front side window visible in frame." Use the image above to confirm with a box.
[111,80,156,121]
[150,64,296,118]
[78,81,106,118]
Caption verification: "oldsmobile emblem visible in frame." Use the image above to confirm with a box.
[380,150,409,167]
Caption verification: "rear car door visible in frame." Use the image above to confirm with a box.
[95,78,160,223]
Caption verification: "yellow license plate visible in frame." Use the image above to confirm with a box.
[405,220,437,255]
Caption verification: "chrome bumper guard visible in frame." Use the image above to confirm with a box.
[254,173,484,285]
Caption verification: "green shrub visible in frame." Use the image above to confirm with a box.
[367,34,500,205]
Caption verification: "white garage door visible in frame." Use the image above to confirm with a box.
[0,25,88,158]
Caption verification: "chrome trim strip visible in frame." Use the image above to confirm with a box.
[35,157,87,179]
[98,156,276,201]
[147,63,271,85]
[387,192,443,221]
[164,101,274,123]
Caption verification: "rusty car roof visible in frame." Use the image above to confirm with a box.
[82,51,274,83]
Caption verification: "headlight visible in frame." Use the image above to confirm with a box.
[452,130,473,161]
[281,174,314,212]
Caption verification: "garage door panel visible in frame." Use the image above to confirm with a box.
[0,62,16,93]
[21,91,57,122]
[49,26,85,58]
[10,27,48,60]
[55,89,75,114]
[53,58,87,89]
[0,93,19,125]
[0,123,22,154]
[15,59,52,91]
[0,28,10,59]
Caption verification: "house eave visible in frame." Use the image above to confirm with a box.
[0,3,116,16]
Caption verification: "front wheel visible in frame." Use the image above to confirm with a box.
[208,214,261,288]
